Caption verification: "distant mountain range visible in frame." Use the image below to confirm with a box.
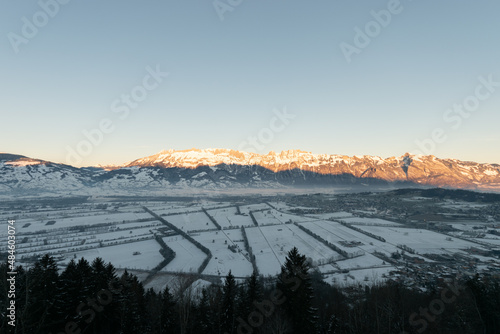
[1,149,499,197]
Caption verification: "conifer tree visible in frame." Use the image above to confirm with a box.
[53,259,81,329]
[276,247,316,333]
[160,286,178,332]
[221,270,237,334]
[117,271,146,333]
[193,288,212,334]
[25,255,61,333]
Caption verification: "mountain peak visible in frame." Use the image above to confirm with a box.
[0,153,28,162]
[0,153,47,166]
[117,149,500,190]
[1,149,499,195]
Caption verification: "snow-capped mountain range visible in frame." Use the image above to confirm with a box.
[1,149,500,197]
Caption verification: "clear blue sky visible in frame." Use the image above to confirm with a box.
[1,0,500,166]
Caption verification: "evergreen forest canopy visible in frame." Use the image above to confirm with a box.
[1,248,499,334]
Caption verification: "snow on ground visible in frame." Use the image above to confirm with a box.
[141,202,187,210]
[207,206,254,228]
[252,210,283,226]
[266,201,294,211]
[307,212,354,219]
[473,237,500,246]
[325,266,395,286]
[199,201,233,209]
[335,253,387,270]
[449,222,490,232]
[110,220,163,230]
[150,205,202,216]
[360,226,482,255]
[162,236,206,273]
[8,200,496,291]
[13,227,157,256]
[92,226,157,242]
[316,263,338,273]
[282,224,342,263]
[244,226,282,276]
[245,224,342,276]
[191,230,253,277]
[11,205,152,222]
[61,239,164,270]
[299,220,390,256]
[269,211,317,224]
[439,201,489,210]
[1,206,95,221]
[267,201,319,211]
[340,217,402,226]
[221,228,246,249]
[1,217,165,259]
[166,212,217,232]
[239,203,272,214]
[13,211,153,234]
[206,207,235,228]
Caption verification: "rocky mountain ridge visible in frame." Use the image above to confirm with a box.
[125,149,500,190]
[1,149,499,197]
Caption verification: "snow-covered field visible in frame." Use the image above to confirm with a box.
[3,199,498,293]
[244,224,342,276]
[244,226,282,276]
[191,230,253,277]
[300,220,386,256]
[359,226,479,255]
[11,210,154,234]
[325,266,394,286]
[61,239,164,270]
[206,207,254,228]
[307,212,354,219]
[162,235,206,273]
[239,203,272,214]
[149,204,203,216]
[449,222,490,232]
[473,237,500,246]
[252,210,283,226]
[335,252,387,270]
[165,212,217,232]
[339,217,402,226]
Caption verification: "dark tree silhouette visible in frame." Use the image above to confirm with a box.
[1,253,499,334]
[276,247,316,333]
[221,270,238,334]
